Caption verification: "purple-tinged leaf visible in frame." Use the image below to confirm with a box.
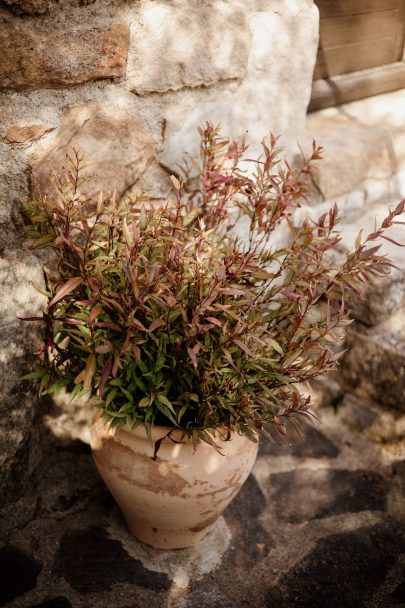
[233,339,254,357]
[48,277,83,307]
[99,357,112,398]
[205,316,223,326]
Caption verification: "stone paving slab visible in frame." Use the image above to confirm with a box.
[0,404,404,608]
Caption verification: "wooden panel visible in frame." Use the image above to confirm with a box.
[315,0,402,19]
[314,38,401,79]
[309,62,405,111]
[311,0,405,108]
[319,11,401,48]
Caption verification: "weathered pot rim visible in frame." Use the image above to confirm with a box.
[98,418,253,445]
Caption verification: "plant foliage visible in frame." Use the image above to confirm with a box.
[21,123,405,447]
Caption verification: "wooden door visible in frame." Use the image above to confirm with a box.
[310,0,405,110]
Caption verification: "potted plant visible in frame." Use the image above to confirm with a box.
[21,123,404,549]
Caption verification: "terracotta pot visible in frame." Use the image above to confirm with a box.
[90,418,258,549]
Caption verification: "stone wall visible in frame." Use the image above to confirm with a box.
[0,0,319,503]
[305,89,405,448]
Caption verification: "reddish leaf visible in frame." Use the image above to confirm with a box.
[281,289,301,302]
[132,318,148,332]
[49,277,83,307]
[187,346,198,368]
[99,357,112,398]
[205,316,223,326]
[149,319,166,332]
[223,348,238,371]
[233,339,254,357]
[61,317,84,326]
[88,304,103,326]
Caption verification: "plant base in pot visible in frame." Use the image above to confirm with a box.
[90,418,258,549]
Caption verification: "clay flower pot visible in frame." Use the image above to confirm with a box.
[90,418,258,549]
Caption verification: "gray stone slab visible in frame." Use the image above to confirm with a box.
[268,468,388,523]
[265,522,405,608]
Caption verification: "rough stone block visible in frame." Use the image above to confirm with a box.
[259,424,339,459]
[4,124,54,144]
[338,394,405,445]
[307,114,393,202]
[0,22,129,89]
[159,0,319,174]
[306,89,405,203]
[268,467,387,523]
[30,99,159,200]
[341,315,405,412]
[0,252,47,506]
[0,546,43,605]
[0,325,43,506]
[55,526,170,593]
[0,141,31,224]
[1,0,53,15]
[265,523,405,608]
[0,253,46,325]
[127,1,251,95]
[224,474,272,568]
[348,269,405,327]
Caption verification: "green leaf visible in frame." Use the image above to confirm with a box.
[122,216,132,247]
[106,388,118,406]
[134,376,147,392]
[138,396,151,408]
[19,371,47,381]
[43,377,70,395]
[268,338,284,355]
[39,373,50,395]
[118,402,133,414]
[70,382,84,401]
[119,386,134,403]
[155,401,177,426]
[109,378,123,386]
[154,352,165,372]
[168,309,181,323]
[144,420,153,444]
[177,404,188,423]
[156,393,175,413]
[137,360,149,374]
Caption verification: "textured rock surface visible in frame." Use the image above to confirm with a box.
[127,1,251,95]
[342,317,405,413]
[306,89,405,432]
[0,546,43,605]
[306,89,405,203]
[268,468,387,523]
[55,526,170,593]
[30,100,159,199]
[0,407,404,607]
[307,113,394,202]
[1,0,53,15]
[348,269,405,327]
[265,523,405,608]
[337,394,405,447]
[0,21,129,89]
[4,124,54,145]
[159,0,319,172]
[0,251,47,507]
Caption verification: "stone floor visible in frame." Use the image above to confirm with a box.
[1,393,404,608]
